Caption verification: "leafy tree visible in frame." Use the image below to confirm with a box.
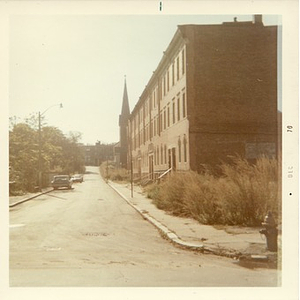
[9,123,39,192]
[61,131,85,174]
[9,118,86,193]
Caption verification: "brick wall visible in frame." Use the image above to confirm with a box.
[182,23,278,171]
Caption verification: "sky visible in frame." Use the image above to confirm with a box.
[9,14,280,145]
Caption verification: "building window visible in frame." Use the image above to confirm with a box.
[178,137,182,163]
[161,144,163,164]
[182,49,185,75]
[167,70,170,92]
[176,57,180,81]
[177,95,180,121]
[163,109,166,130]
[182,91,186,118]
[157,146,159,165]
[172,99,176,124]
[183,134,187,162]
[172,62,175,86]
[160,111,163,133]
[164,145,167,164]
[167,105,170,127]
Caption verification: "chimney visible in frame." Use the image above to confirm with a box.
[253,14,263,24]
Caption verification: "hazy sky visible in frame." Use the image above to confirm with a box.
[9,14,279,145]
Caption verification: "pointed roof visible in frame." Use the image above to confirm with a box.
[121,77,130,116]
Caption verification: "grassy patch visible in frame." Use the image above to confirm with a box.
[99,161,130,182]
[146,156,281,227]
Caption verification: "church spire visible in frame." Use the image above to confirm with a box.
[121,76,130,116]
[119,76,130,169]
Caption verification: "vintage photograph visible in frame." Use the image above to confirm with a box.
[2,1,298,300]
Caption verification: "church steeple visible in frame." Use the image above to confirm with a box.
[121,76,130,117]
[119,76,130,169]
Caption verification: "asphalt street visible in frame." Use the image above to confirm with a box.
[9,166,279,287]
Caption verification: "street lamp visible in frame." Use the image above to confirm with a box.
[38,103,63,191]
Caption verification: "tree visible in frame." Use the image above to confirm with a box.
[9,123,39,192]
[9,119,86,193]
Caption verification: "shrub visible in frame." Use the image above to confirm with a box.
[150,173,185,214]
[99,161,130,182]
[219,156,280,226]
[144,182,160,200]
[182,172,223,224]
[145,156,281,227]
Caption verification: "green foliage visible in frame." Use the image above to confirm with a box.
[9,124,39,192]
[144,183,160,200]
[99,161,130,182]
[9,120,85,193]
[146,157,281,227]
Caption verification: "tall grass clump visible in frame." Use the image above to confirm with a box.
[152,172,187,215]
[147,156,281,227]
[99,161,130,182]
[182,172,223,224]
[219,156,280,226]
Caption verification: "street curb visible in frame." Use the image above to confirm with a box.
[9,189,53,207]
[108,182,205,252]
[107,183,276,262]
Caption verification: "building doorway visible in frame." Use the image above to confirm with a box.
[138,158,141,180]
[149,155,154,180]
[168,147,176,171]
[172,147,176,171]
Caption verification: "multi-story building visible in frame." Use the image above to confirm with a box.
[80,142,114,166]
[128,15,278,180]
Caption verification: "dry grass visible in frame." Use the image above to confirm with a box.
[146,156,281,227]
[99,161,130,182]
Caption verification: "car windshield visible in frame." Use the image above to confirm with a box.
[54,176,69,180]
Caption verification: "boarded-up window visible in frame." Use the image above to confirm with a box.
[245,143,276,159]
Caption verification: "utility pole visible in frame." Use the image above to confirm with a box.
[38,103,63,191]
[129,121,133,198]
[38,112,42,191]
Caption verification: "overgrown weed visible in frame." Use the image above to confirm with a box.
[146,156,281,227]
[99,161,130,182]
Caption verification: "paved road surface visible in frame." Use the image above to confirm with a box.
[9,166,279,287]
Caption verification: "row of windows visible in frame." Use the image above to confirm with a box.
[132,48,186,128]
[132,135,188,170]
[131,90,186,150]
[163,49,185,97]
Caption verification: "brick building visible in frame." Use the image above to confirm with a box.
[81,142,114,166]
[128,15,278,180]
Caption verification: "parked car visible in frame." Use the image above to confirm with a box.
[51,175,73,190]
[71,174,84,183]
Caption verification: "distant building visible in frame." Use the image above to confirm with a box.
[128,15,278,180]
[80,142,114,166]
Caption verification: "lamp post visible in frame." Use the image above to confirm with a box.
[38,103,63,191]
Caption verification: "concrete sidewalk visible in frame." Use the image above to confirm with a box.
[108,181,281,264]
[9,188,53,207]
[9,181,280,266]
